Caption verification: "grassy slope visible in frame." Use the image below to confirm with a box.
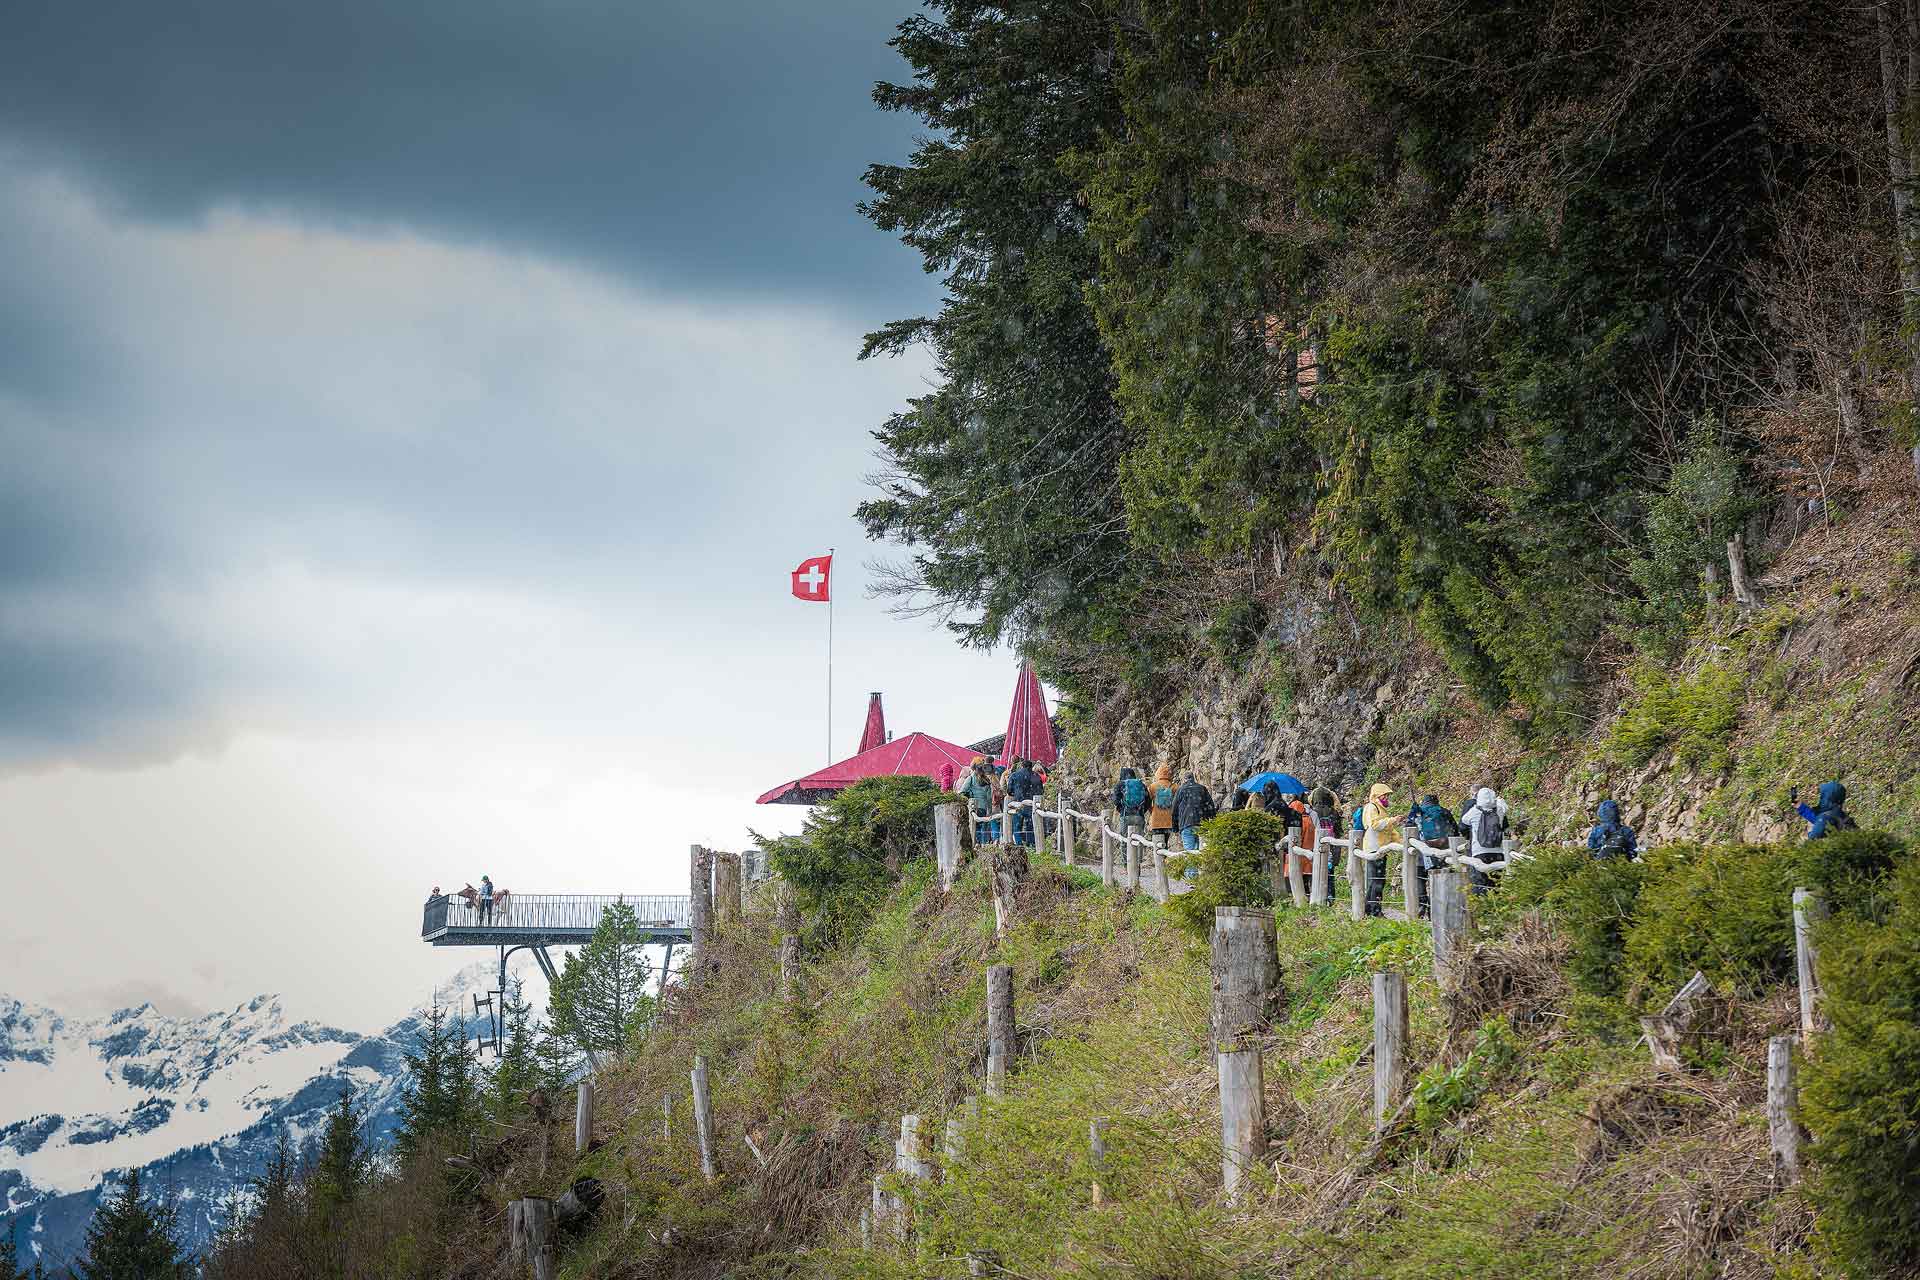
[516,859,1826,1280]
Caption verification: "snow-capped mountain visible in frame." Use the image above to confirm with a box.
[0,957,544,1268]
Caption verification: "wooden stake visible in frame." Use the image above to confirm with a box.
[661,1091,672,1142]
[691,1054,716,1181]
[1125,832,1141,894]
[1349,848,1367,921]
[1212,907,1277,1200]
[713,851,743,924]
[1088,1117,1108,1205]
[1310,839,1329,907]
[1401,825,1422,919]
[1767,1034,1802,1185]
[989,845,1026,942]
[1794,887,1828,1044]
[689,845,713,973]
[935,803,963,890]
[1429,866,1468,985]
[509,1197,557,1280]
[1285,837,1306,908]
[1100,810,1115,886]
[1059,806,1072,864]
[986,963,1014,1097]
[1372,971,1409,1133]
[574,1079,594,1156]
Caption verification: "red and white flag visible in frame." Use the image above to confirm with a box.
[790,553,832,602]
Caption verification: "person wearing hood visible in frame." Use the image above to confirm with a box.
[963,764,997,845]
[940,762,957,792]
[1006,757,1042,847]
[1408,794,1458,917]
[1113,767,1150,844]
[1459,786,1509,893]
[1360,783,1399,917]
[1147,765,1177,848]
[1794,781,1857,840]
[1172,772,1216,851]
[1587,799,1638,859]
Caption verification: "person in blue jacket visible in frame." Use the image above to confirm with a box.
[1794,781,1856,840]
[1586,799,1638,859]
[1006,757,1041,846]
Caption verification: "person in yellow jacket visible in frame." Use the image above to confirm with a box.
[1147,765,1177,848]
[1359,782,1399,917]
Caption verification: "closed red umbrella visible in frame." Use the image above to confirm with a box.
[996,662,1058,766]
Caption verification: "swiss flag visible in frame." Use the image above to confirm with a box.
[791,553,832,602]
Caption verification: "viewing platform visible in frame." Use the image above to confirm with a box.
[420,893,692,949]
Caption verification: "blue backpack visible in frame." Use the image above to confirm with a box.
[1122,776,1147,812]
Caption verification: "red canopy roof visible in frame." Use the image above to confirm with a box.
[996,662,1058,766]
[756,731,978,805]
[857,692,887,753]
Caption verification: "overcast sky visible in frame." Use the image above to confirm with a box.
[0,0,1025,1031]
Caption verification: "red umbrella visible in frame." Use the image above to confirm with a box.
[996,662,1058,766]
[756,731,979,805]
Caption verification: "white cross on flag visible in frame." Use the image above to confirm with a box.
[790,553,832,602]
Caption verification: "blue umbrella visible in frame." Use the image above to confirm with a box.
[1239,771,1307,796]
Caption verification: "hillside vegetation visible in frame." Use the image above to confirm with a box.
[191,791,1920,1279]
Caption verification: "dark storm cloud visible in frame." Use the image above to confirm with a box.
[0,0,928,307]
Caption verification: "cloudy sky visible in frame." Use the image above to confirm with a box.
[0,0,1022,1031]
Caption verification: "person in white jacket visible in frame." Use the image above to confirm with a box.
[1458,786,1509,894]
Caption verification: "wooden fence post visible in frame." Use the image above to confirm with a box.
[713,851,743,924]
[1402,824,1423,919]
[935,802,963,890]
[1100,811,1115,886]
[986,963,1014,1097]
[989,844,1027,942]
[1372,970,1409,1133]
[1212,906,1278,1201]
[1284,836,1307,908]
[689,845,713,973]
[776,881,802,1000]
[1429,866,1467,986]
[1088,1117,1108,1205]
[1059,806,1073,864]
[691,1054,716,1181]
[1152,843,1170,902]
[661,1091,672,1142]
[575,1079,595,1156]
[509,1197,557,1280]
[1001,798,1013,848]
[1767,1034,1802,1185]
[1349,847,1367,921]
[1310,839,1330,907]
[1793,887,1828,1043]
[1125,832,1142,894]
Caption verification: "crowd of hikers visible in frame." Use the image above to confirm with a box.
[942,750,1860,917]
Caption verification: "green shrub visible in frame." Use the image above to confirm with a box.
[759,775,946,951]
[1481,845,1645,996]
[1165,810,1284,936]
[1621,843,1796,996]
[1803,857,1920,1275]
[1412,1015,1521,1132]
[1606,658,1745,771]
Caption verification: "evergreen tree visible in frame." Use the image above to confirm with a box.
[394,1002,480,1162]
[311,1083,369,1209]
[74,1169,188,1280]
[0,1220,31,1280]
[548,900,654,1057]
[488,978,543,1121]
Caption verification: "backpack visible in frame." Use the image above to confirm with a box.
[1352,806,1365,833]
[1595,825,1631,859]
[1472,804,1503,851]
[1154,784,1175,810]
[1416,805,1453,844]
[1121,776,1147,812]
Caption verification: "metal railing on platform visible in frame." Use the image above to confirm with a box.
[421,892,692,938]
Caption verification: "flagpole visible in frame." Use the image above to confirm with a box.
[827,547,834,765]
